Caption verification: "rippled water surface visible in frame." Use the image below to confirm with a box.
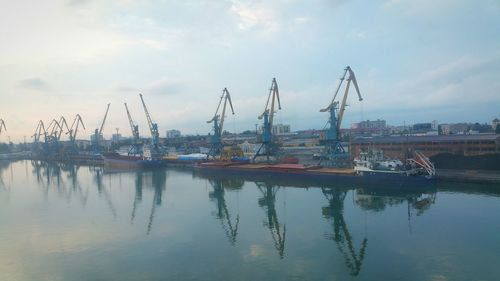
[1,160,499,281]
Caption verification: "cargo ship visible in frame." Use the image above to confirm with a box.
[103,152,164,169]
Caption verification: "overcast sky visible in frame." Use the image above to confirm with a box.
[0,0,499,142]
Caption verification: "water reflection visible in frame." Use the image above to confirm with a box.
[256,182,286,259]
[208,178,243,245]
[5,161,493,281]
[147,169,167,234]
[91,166,117,217]
[322,187,368,276]
[131,171,143,224]
[0,161,9,194]
[31,160,68,198]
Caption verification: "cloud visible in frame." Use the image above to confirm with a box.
[230,1,279,33]
[114,86,138,93]
[147,78,187,96]
[363,55,500,116]
[17,78,50,92]
[293,17,310,25]
[66,0,91,6]
[415,56,495,85]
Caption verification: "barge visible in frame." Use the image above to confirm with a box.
[194,151,436,187]
[194,162,434,187]
[103,153,163,168]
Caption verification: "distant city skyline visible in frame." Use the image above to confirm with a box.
[0,0,499,142]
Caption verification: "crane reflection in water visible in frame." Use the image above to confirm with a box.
[256,182,286,259]
[30,160,67,197]
[207,178,243,246]
[321,187,368,277]
[29,160,90,205]
[354,187,437,233]
[130,171,143,224]
[147,169,167,234]
[90,165,117,218]
[128,168,167,234]
[321,186,437,276]
[0,160,10,195]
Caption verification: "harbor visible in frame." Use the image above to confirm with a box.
[2,66,498,184]
[1,1,499,280]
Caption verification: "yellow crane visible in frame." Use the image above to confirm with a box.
[319,66,363,167]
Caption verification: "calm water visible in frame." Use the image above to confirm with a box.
[1,161,500,281]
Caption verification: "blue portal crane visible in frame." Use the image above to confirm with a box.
[32,120,48,156]
[67,114,85,154]
[45,117,69,158]
[207,88,235,159]
[319,66,363,167]
[92,103,111,153]
[253,78,282,162]
[124,102,142,156]
[139,94,163,160]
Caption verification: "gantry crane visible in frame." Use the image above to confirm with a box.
[207,88,235,159]
[124,102,142,156]
[253,78,282,162]
[0,119,6,135]
[67,114,85,154]
[319,66,363,167]
[92,103,110,153]
[139,94,163,160]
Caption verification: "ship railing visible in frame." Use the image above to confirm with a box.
[407,151,436,176]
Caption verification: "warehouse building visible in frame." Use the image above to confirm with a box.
[350,134,500,160]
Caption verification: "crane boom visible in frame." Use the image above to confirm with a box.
[206,88,235,158]
[219,89,234,134]
[140,94,153,134]
[337,79,351,131]
[124,103,139,138]
[0,119,6,134]
[57,116,70,140]
[99,103,111,135]
[46,119,61,139]
[138,93,162,161]
[68,114,85,141]
[124,102,142,156]
[258,78,281,128]
[207,88,234,133]
[33,120,46,142]
[139,94,158,140]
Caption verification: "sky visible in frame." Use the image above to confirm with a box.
[0,0,499,142]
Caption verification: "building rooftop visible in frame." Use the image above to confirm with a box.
[352,134,499,144]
